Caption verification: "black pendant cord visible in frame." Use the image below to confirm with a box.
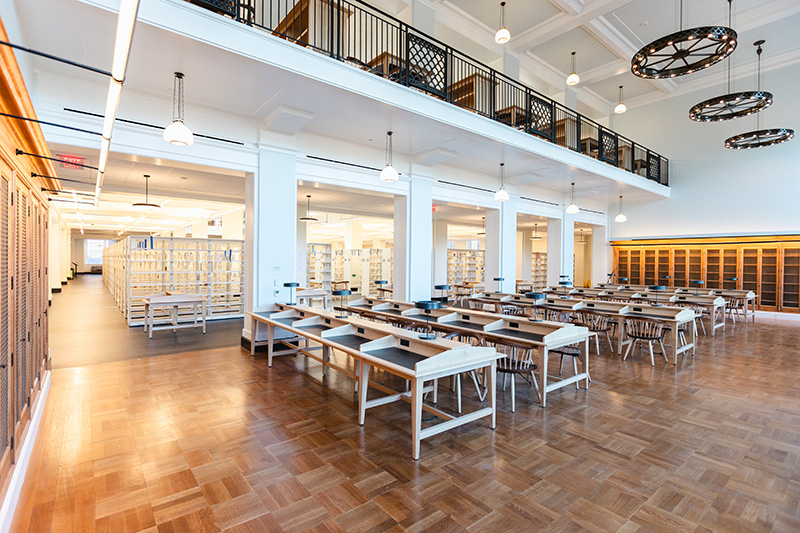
[756,43,763,130]
[0,40,112,78]
[727,0,733,93]
[16,149,99,170]
[0,112,101,136]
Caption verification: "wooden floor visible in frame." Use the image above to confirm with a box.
[13,315,800,531]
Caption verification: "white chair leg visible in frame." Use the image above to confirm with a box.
[594,334,600,356]
[572,357,579,389]
[623,338,636,361]
[510,374,516,413]
[659,340,668,363]
[648,341,655,366]
[456,375,462,414]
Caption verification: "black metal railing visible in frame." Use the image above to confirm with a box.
[188,0,669,185]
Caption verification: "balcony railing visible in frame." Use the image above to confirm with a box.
[188,0,669,186]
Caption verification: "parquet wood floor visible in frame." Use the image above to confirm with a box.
[12,318,800,532]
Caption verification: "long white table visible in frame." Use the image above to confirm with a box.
[141,293,207,339]
[248,305,503,459]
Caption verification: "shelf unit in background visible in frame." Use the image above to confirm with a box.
[531,252,548,290]
[103,236,244,326]
[447,249,485,285]
[368,248,393,294]
[612,236,800,312]
[307,243,332,290]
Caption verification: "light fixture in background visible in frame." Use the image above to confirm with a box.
[494,2,511,44]
[299,194,318,222]
[163,72,194,146]
[614,86,627,114]
[577,228,587,244]
[566,52,580,86]
[132,174,161,208]
[494,162,509,202]
[478,216,486,236]
[615,195,627,223]
[380,131,399,182]
[725,40,794,149]
[530,222,542,240]
[631,0,737,79]
[565,182,579,214]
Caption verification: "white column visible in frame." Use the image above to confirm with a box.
[432,220,448,286]
[60,222,70,283]
[344,220,362,249]
[222,209,243,240]
[48,211,60,295]
[393,177,433,301]
[518,229,533,281]
[485,197,518,293]
[562,212,575,284]
[547,219,562,287]
[191,220,209,239]
[242,147,297,341]
[296,219,308,284]
[592,225,609,286]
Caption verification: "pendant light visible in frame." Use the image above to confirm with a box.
[494,2,511,45]
[478,216,486,236]
[299,195,318,222]
[725,41,794,149]
[631,0,737,79]
[494,163,509,202]
[132,174,160,208]
[530,223,542,240]
[689,1,772,123]
[566,52,580,86]
[565,182,579,214]
[614,195,627,223]
[614,86,627,114]
[380,131,399,182]
[163,72,194,146]
[577,228,586,244]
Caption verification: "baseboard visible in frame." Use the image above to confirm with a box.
[754,311,800,322]
[0,370,50,532]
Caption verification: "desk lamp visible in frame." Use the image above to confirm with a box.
[375,280,388,299]
[525,292,546,322]
[434,284,450,306]
[690,280,704,296]
[493,277,504,292]
[331,289,351,319]
[415,300,441,340]
[648,285,666,306]
[283,282,299,305]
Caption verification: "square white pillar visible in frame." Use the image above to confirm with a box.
[393,177,433,301]
[242,148,297,341]
[592,225,609,286]
[485,197,518,293]
[518,229,533,281]
[432,220,448,286]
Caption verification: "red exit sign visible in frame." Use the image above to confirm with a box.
[57,154,85,169]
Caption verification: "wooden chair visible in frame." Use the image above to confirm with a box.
[442,331,487,412]
[623,318,667,366]
[543,308,567,323]
[496,302,526,316]
[549,343,589,385]
[574,311,613,355]
[485,339,540,412]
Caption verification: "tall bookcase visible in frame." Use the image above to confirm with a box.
[307,243,333,290]
[531,252,548,290]
[447,249,485,285]
[612,236,800,312]
[102,236,245,326]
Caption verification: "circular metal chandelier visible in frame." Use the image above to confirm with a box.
[725,128,794,149]
[689,91,772,122]
[631,0,737,79]
[724,40,794,150]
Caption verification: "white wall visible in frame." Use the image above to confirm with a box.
[610,62,800,240]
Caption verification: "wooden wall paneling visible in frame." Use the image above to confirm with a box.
[780,247,800,312]
[760,248,779,310]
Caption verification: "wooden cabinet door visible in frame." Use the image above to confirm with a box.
[780,247,800,312]
[616,249,629,282]
[742,248,759,299]
[643,249,656,285]
[706,248,721,289]
[0,171,12,482]
[657,249,670,284]
[760,248,779,310]
[722,248,739,290]
[688,249,703,286]
[629,249,642,284]
[14,182,31,458]
[673,249,687,287]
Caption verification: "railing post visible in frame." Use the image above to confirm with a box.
[598,126,605,161]
[525,89,532,134]
[646,149,652,181]
[329,0,335,58]
[489,71,496,120]
[576,115,582,153]
[403,25,410,87]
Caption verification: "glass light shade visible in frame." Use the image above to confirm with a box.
[566,203,580,215]
[566,72,580,86]
[614,102,627,114]
[615,213,628,223]
[380,165,399,182]
[163,120,194,146]
[495,27,511,44]
[494,187,509,202]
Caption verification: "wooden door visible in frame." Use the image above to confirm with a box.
[673,249,687,287]
[13,181,31,457]
[0,171,12,481]
[780,247,800,312]
[760,248,779,310]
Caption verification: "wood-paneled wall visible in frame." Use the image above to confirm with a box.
[0,17,60,500]
[612,236,800,312]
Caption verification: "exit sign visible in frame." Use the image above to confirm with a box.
[57,154,84,169]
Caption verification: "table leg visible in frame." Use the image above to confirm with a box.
[149,305,154,339]
[322,345,329,377]
[358,360,369,426]
[143,303,148,335]
[202,301,207,333]
[411,376,423,460]
[691,317,697,356]
[539,348,548,408]
[172,305,178,333]
[488,361,496,429]
[193,304,197,328]
[267,324,274,367]
[583,338,590,389]
[710,305,716,337]
[672,324,679,365]
[616,318,625,355]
